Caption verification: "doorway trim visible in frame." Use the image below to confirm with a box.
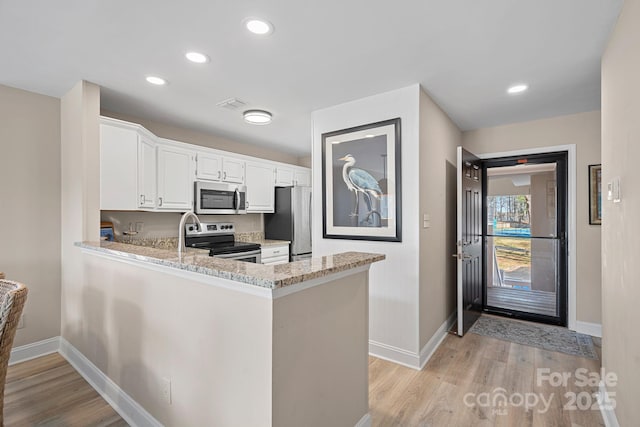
[476,144,577,331]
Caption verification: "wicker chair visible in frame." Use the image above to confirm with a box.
[0,280,27,426]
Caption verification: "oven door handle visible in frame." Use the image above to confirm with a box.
[213,249,262,259]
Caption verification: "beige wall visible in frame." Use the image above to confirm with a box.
[297,155,312,168]
[60,81,101,342]
[102,110,300,165]
[81,253,273,426]
[272,271,369,427]
[0,84,61,346]
[418,88,461,349]
[601,0,640,424]
[463,110,602,324]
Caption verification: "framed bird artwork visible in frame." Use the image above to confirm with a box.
[321,118,402,242]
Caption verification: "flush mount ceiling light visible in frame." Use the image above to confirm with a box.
[146,76,167,86]
[507,84,529,94]
[185,51,209,64]
[244,18,274,35]
[243,109,272,125]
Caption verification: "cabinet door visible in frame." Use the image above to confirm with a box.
[196,152,222,181]
[157,145,195,210]
[138,136,157,209]
[222,157,245,184]
[100,123,139,210]
[294,168,311,187]
[245,161,275,213]
[275,167,294,186]
[100,123,156,210]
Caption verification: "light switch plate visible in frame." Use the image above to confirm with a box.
[608,177,621,203]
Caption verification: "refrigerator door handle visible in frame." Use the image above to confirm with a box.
[309,191,312,246]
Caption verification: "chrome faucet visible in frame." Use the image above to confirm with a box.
[178,211,203,262]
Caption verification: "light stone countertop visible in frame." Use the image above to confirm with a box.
[235,232,290,248]
[76,241,384,289]
[253,239,291,247]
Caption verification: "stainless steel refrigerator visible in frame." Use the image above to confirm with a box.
[265,186,312,261]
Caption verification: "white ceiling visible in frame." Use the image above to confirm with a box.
[0,0,622,156]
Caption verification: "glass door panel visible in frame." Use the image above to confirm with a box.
[483,154,567,325]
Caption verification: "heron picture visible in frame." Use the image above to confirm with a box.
[322,118,402,242]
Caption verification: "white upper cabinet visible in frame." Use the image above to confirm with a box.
[100,120,156,211]
[138,136,157,209]
[156,144,195,211]
[275,165,311,187]
[294,168,311,187]
[245,161,275,213]
[222,157,245,184]
[196,152,222,181]
[275,166,294,186]
[99,116,311,213]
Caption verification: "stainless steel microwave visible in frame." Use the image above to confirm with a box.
[194,181,247,215]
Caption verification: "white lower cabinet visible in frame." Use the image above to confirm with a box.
[261,244,289,265]
[245,161,275,213]
[156,145,195,211]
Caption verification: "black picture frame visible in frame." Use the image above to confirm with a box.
[321,118,402,242]
[589,164,602,225]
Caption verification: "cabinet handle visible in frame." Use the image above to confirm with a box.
[224,171,227,180]
[140,194,145,204]
[218,170,221,179]
[159,197,163,207]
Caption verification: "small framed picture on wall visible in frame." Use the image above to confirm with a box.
[588,164,602,225]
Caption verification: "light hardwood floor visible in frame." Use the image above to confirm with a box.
[5,353,127,426]
[370,332,604,427]
[4,332,603,427]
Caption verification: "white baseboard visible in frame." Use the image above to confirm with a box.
[354,413,371,427]
[575,321,602,338]
[9,336,60,365]
[369,312,457,370]
[598,381,620,427]
[59,337,162,427]
[419,312,456,370]
[369,340,420,369]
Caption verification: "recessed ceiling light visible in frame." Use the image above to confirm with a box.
[507,84,528,94]
[185,51,209,64]
[244,18,274,35]
[243,109,272,125]
[146,76,167,86]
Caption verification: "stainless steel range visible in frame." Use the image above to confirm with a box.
[184,222,261,263]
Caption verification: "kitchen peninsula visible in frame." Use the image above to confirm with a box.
[76,241,384,427]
